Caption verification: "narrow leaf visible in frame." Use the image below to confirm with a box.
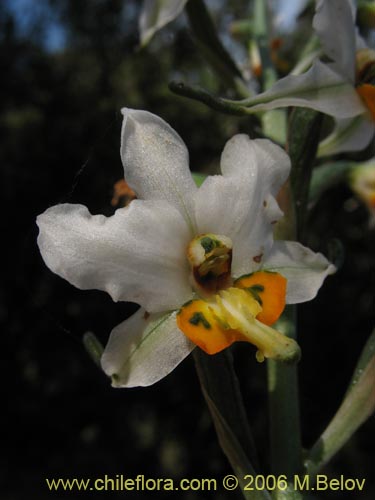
[305,329,375,477]
[193,349,259,471]
[202,389,272,500]
[83,331,104,367]
[185,0,247,94]
[225,61,364,120]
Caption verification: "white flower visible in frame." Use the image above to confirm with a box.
[232,0,374,155]
[37,109,335,387]
[314,0,375,155]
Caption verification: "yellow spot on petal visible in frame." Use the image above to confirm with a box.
[234,271,287,325]
[356,84,375,121]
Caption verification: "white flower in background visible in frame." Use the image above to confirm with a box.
[315,0,375,155]
[37,109,335,388]
[139,0,188,46]
[229,0,374,155]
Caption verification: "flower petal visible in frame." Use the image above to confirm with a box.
[195,135,290,277]
[120,108,197,232]
[139,0,188,46]
[177,299,243,355]
[220,135,290,195]
[37,201,192,312]
[238,61,366,119]
[318,115,375,156]
[313,0,356,82]
[263,241,336,304]
[234,271,287,326]
[101,309,194,387]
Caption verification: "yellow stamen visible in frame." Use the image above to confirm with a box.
[177,287,300,363]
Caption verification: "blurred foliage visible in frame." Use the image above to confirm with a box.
[1,1,374,499]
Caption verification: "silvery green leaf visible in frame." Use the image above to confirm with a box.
[139,0,187,46]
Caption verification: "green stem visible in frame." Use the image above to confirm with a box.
[253,0,277,90]
[287,108,324,242]
[267,307,304,500]
[266,107,325,498]
[169,81,253,115]
[268,164,302,494]
[252,0,287,144]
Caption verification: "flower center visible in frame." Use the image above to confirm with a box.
[182,235,298,362]
[187,233,233,295]
[355,49,375,121]
[178,251,298,363]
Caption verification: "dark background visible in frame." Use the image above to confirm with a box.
[1,1,374,498]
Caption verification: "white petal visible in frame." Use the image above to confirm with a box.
[239,60,366,119]
[120,108,197,232]
[313,0,356,82]
[195,135,290,277]
[263,241,336,304]
[101,309,195,388]
[344,0,371,52]
[37,201,192,312]
[139,0,187,46]
[220,135,290,196]
[318,115,375,156]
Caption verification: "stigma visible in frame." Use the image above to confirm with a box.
[187,233,233,295]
